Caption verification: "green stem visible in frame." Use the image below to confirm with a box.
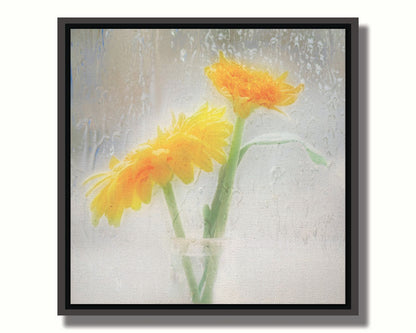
[162,182,199,303]
[199,115,246,302]
[208,116,246,238]
[198,256,209,294]
[181,256,199,303]
[200,250,220,303]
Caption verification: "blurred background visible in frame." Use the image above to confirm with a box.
[70,28,345,304]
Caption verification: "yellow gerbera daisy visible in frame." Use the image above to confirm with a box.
[205,51,304,118]
[84,104,233,227]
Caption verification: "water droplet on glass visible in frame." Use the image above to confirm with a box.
[180,49,187,62]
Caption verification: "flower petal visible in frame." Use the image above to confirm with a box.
[85,175,111,197]
[109,155,120,169]
[169,158,194,184]
[85,104,233,226]
[205,52,304,117]
[105,204,124,227]
[137,179,153,204]
[131,190,142,211]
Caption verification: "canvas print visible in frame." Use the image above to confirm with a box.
[70,28,346,305]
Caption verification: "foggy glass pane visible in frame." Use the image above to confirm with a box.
[71,29,345,304]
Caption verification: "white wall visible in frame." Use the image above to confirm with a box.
[1,0,415,332]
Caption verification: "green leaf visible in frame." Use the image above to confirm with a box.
[238,132,327,166]
[305,148,327,166]
[203,204,211,223]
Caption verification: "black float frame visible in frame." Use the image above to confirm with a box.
[58,17,359,315]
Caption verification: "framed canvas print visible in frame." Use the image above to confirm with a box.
[58,18,358,315]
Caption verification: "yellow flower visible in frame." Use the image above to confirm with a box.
[205,51,304,118]
[84,104,233,227]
